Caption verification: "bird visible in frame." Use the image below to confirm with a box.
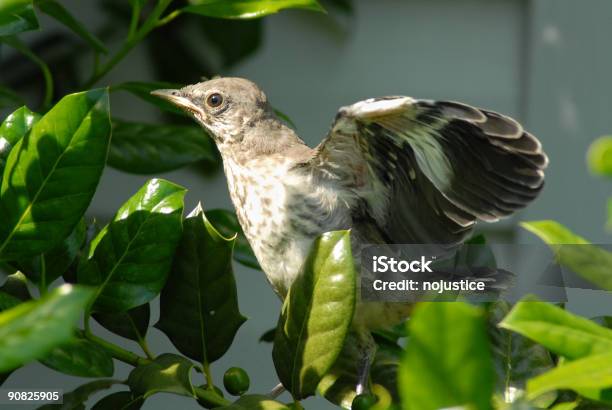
[152,77,548,399]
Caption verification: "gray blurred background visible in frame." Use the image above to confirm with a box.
[3,0,612,408]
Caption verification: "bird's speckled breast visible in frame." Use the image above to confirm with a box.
[222,155,353,297]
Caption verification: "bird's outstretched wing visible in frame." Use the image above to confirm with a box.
[307,97,548,246]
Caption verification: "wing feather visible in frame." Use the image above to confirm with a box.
[309,97,548,246]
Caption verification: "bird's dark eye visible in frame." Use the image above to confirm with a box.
[207,93,223,108]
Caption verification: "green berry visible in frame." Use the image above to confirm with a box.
[223,367,250,396]
[351,393,378,410]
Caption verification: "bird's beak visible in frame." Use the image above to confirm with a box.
[150,89,201,115]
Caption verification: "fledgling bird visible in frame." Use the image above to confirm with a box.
[152,77,548,395]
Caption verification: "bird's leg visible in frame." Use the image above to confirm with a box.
[355,330,377,395]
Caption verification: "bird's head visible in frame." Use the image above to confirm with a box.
[151,77,272,147]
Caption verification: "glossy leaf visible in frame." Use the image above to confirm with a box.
[92,391,144,410]
[522,221,612,290]
[499,296,612,360]
[184,0,326,19]
[38,379,119,410]
[0,89,110,260]
[318,332,400,408]
[0,106,40,178]
[127,353,196,399]
[36,0,107,53]
[17,218,86,285]
[488,301,554,404]
[93,303,150,342]
[39,335,114,378]
[0,0,39,36]
[112,81,184,115]
[399,302,494,410]
[108,120,217,174]
[156,204,246,363]
[526,353,612,401]
[587,136,612,177]
[78,178,185,312]
[0,284,93,372]
[272,230,356,399]
[219,394,289,409]
[206,208,259,269]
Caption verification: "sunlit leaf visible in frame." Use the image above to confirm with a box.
[272,230,356,399]
[499,296,612,360]
[108,120,218,174]
[399,302,494,410]
[0,89,110,260]
[526,353,612,401]
[587,136,612,177]
[184,0,326,19]
[36,0,107,53]
[0,284,93,372]
[78,179,185,312]
[39,335,114,377]
[0,0,39,36]
[156,204,246,363]
[127,353,195,399]
[0,106,40,178]
[522,221,612,290]
[205,208,259,269]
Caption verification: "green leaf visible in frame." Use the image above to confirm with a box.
[272,230,356,399]
[522,221,612,291]
[78,178,185,312]
[112,81,184,115]
[318,332,400,408]
[0,271,29,385]
[127,353,196,399]
[488,302,555,405]
[499,296,612,360]
[184,0,326,19]
[206,208,260,269]
[0,89,110,260]
[0,0,39,36]
[39,335,114,377]
[0,284,93,372]
[108,120,218,174]
[587,136,612,177]
[38,379,119,410]
[92,391,144,410]
[16,218,86,285]
[219,394,289,409]
[259,327,275,343]
[0,106,40,178]
[156,203,246,363]
[35,0,107,53]
[93,303,150,342]
[399,302,494,410]
[526,353,612,401]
